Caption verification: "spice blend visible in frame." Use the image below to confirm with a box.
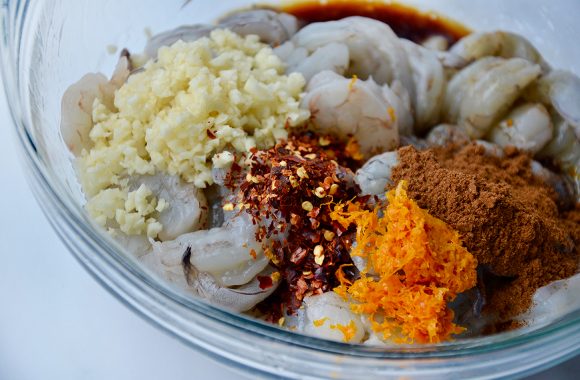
[391,144,580,323]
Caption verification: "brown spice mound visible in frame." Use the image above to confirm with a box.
[391,144,580,321]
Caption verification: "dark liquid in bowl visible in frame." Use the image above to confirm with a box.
[280,0,470,45]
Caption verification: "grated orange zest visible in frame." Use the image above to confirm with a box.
[331,181,477,343]
[330,320,358,342]
[313,317,329,327]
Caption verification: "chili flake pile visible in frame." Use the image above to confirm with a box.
[229,134,368,317]
[331,181,478,343]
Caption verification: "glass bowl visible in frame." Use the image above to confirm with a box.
[1,0,579,378]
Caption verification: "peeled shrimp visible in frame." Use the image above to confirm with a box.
[421,35,449,52]
[146,214,279,311]
[444,57,542,138]
[219,9,300,45]
[530,161,577,210]
[426,124,470,147]
[518,273,580,327]
[144,25,213,58]
[153,214,269,286]
[142,233,278,312]
[131,174,208,241]
[487,103,553,154]
[401,40,447,132]
[186,265,279,312]
[275,42,349,82]
[61,55,130,156]
[112,231,152,258]
[450,31,550,70]
[145,10,300,58]
[283,16,413,94]
[538,114,580,168]
[300,292,366,343]
[302,71,406,157]
[355,151,400,197]
[525,70,580,137]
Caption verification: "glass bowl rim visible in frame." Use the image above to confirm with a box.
[1,0,580,364]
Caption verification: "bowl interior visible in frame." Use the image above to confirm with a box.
[11,0,580,358]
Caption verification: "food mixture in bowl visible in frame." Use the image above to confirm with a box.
[60,0,580,344]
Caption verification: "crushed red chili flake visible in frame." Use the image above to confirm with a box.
[228,134,369,319]
[258,275,274,290]
[206,129,217,139]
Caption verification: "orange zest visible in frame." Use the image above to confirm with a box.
[330,320,358,342]
[330,181,478,343]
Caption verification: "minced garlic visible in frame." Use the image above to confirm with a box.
[78,29,310,237]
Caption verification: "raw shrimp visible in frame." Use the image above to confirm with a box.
[300,292,365,343]
[518,273,580,327]
[302,71,407,157]
[146,214,279,311]
[112,231,152,258]
[144,25,213,58]
[186,265,279,312]
[444,57,542,138]
[283,16,413,94]
[421,35,449,52]
[145,9,300,58]
[355,151,400,197]
[131,174,208,241]
[154,214,269,286]
[61,55,130,156]
[426,124,470,147]
[525,70,580,137]
[449,31,550,70]
[275,41,349,82]
[487,103,553,154]
[538,114,580,168]
[530,161,577,210]
[142,234,278,312]
[401,39,447,132]
[219,9,300,45]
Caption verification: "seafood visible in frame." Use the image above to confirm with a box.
[449,31,550,70]
[525,70,580,137]
[112,232,152,258]
[153,214,269,286]
[145,9,299,57]
[275,41,349,82]
[421,35,449,52]
[538,114,580,168]
[426,124,470,147]
[444,57,542,138]
[142,236,278,312]
[145,214,279,311]
[219,9,300,45]
[131,174,208,241]
[60,55,130,156]
[530,161,577,210]
[401,39,447,132]
[487,103,553,154]
[518,274,580,326]
[300,292,366,343]
[355,151,400,197]
[283,16,414,95]
[301,71,406,157]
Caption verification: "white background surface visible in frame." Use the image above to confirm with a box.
[0,79,577,380]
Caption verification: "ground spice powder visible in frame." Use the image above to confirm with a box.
[391,144,580,323]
